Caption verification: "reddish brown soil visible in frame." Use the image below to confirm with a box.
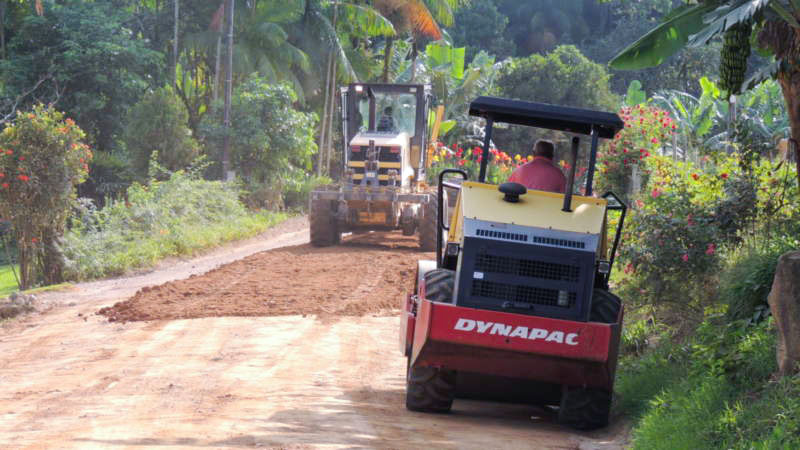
[98,231,427,322]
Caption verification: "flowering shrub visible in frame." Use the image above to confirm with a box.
[0,105,92,288]
[428,143,528,185]
[620,156,725,304]
[617,152,798,308]
[597,104,675,199]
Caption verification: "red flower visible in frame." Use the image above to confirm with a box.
[651,138,658,144]
[1,183,7,189]
[0,173,4,178]
[651,188,662,199]
[19,156,24,161]
[5,150,11,155]
[721,173,729,179]
[31,237,38,243]
[681,254,689,262]
[473,147,482,156]
[692,173,699,180]
[457,159,465,166]
[706,243,716,255]
[18,175,29,182]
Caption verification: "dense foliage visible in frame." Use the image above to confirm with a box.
[124,86,200,179]
[494,45,618,153]
[199,77,317,185]
[1,0,161,151]
[63,167,286,280]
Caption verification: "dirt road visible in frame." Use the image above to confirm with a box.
[0,218,626,449]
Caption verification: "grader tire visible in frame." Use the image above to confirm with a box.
[406,366,456,413]
[418,193,439,251]
[423,269,455,303]
[558,386,612,430]
[590,289,621,324]
[309,199,340,247]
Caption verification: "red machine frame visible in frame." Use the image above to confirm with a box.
[400,288,623,391]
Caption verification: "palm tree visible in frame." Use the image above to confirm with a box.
[609,1,800,185]
[373,0,467,83]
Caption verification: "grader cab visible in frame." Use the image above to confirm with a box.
[399,96,628,430]
[309,83,442,249]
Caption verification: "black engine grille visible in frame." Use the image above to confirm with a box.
[457,237,595,321]
[475,253,580,282]
[471,279,577,308]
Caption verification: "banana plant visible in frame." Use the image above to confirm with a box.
[609,0,800,184]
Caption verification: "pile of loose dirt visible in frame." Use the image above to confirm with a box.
[98,232,427,322]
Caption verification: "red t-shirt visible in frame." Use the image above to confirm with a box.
[508,157,567,194]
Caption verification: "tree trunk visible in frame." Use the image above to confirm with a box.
[213,34,221,103]
[382,36,394,83]
[777,68,800,186]
[768,250,800,377]
[325,57,338,176]
[410,40,418,82]
[221,0,234,180]
[1,0,6,60]
[173,0,179,86]
[317,52,333,176]
[41,228,64,285]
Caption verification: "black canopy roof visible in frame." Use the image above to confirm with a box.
[468,96,624,139]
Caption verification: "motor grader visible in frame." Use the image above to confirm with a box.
[309,83,443,249]
[399,96,627,430]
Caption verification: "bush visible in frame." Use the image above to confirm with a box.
[199,77,317,183]
[62,169,286,280]
[494,46,619,153]
[123,86,200,180]
[0,105,92,288]
[721,244,792,323]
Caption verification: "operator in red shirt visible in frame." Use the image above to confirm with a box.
[508,139,567,193]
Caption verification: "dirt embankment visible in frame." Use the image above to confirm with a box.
[98,232,423,322]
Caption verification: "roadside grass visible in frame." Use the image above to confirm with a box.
[0,265,20,297]
[615,316,800,449]
[62,170,290,280]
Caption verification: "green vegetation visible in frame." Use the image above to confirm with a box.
[62,167,287,280]
[0,265,20,297]
[616,316,800,449]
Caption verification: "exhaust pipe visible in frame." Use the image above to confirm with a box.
[562,137,579,213]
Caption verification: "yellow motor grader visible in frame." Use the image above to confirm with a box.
[309,83,445,249]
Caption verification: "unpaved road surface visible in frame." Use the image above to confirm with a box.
[0,217,626,449]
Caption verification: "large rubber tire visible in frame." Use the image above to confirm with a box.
[423,269,454,303]
[590,289,622,324]
[558,386,612,430]
[309,199,340,247]
[406,366,456,413]
[418,193,438,251]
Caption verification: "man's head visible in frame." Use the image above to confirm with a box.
[532,140,555,159]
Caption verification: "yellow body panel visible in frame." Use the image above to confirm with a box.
[348,161,402,169]
[457,181,607,235]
